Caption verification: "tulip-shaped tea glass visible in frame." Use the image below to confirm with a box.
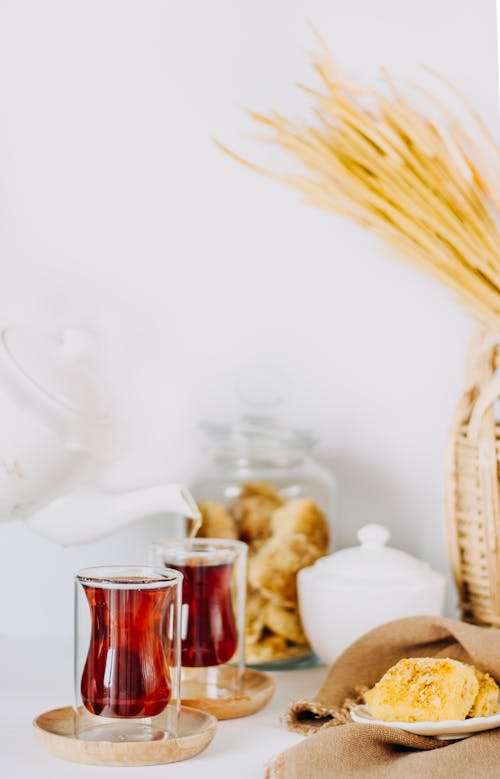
[150,539,247,704]
[74,565,182,742]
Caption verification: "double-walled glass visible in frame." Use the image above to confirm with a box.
[150,539,247,701]
[74,565,182,742]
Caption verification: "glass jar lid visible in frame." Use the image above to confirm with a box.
[199,414,316,464]
[200,414,315,447]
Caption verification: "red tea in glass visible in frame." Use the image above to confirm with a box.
[171,560,238,667]
[80,580,173,718]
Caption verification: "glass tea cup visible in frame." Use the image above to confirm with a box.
[150,539,247,701]
[74,565,182,742]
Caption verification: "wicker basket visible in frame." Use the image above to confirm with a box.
[445,328,500,626]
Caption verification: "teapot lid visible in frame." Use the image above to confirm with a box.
[314,524,434,584]
[0,326,106,418]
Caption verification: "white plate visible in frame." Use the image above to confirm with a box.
[350,704,500,740]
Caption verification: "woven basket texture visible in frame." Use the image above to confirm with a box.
[446,328,500,626]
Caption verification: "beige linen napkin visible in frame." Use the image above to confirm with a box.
[267,615,500,779]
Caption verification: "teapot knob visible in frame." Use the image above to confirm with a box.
[357,524,391,548]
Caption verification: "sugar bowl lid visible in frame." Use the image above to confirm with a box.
[314,524,439,585]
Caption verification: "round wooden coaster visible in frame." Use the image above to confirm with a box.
[33,704,217,766]
[181,667,275,720]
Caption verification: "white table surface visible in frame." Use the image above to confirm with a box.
[0,636,325,778]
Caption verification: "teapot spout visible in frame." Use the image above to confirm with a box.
[134,483,201,522]
[25,483,201,546]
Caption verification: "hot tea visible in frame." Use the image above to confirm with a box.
[80,580,173,718]
[170,561,238,667]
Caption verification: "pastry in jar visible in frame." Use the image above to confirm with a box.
[197,499,238,540]
[262,602,308,645]
[230,482,283,550]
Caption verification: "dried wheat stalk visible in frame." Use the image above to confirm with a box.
[221,49,500,331]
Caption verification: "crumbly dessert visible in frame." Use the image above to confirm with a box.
[469,669,499,718]
[196,484,329,663]
[364,657,499,722]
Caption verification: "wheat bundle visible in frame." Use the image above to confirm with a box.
[223,48,500,331]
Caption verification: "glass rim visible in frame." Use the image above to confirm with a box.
[151,537,247,552]
[151,537,247,566]
[75,564,182,589]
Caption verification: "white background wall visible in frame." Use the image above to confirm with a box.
[0,0,497,635]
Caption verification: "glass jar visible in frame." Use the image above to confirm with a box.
[190,413,336,669]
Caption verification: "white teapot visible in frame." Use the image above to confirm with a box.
[0,325,200,545]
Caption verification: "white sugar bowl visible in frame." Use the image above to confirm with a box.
[297,524,446,666]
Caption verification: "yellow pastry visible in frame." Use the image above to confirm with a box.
[364,657,479,722]
[468,669,499,718]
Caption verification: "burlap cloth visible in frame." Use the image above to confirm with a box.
[266,615,500,779]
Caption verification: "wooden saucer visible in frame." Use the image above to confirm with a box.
[181,666,275,720]
[33,705,217,766]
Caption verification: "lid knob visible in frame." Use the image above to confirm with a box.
[235,362,290,409]
[357,524,391,548]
